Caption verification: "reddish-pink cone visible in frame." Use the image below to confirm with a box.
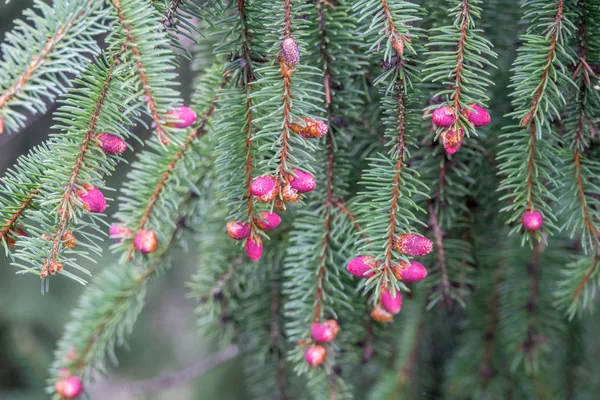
[76,184,106,213]
[311,320,340,343]
[255,211,281,231]
[289,169,316,193]
[290,118,329,139]
[441,128,464,155]
[305,345,327,367]
[55,376,83,399]
[394,233,433,257]
[109,224,131,243]
[432,106,456,127]
[347,256,376,279]
[226,221,251,240]
[381,289,403,315]
[96,133,127,155]
[465,104,491,127]
[245,236,263,261]
[134,230,158,254]
[250,175,279,202]
[166,106,197,128]
[392,260,428,283]
[522,209,543,231]
[281,37,300,66]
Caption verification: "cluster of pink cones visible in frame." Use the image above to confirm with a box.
[432,104,491,155]
[226,211,283,262]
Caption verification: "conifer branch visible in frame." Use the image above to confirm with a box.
[428,202,450,304]
[522,241,542,367]
[0,189,38,244]
[571,255,600,306]
[332,198,367,240]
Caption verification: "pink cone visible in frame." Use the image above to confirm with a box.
[289,169,315,193]
[96,133,127,155]
[245,237,263,261]
[395,260,428,283]
[395,233,433,257]
[281,37,300,66]
[311,320,340,343]
[167,106,197,128]
[108,224,132,243]
[522,209,543,231]
[134,230,158,254]
[347,256,377,278]
[432,106,456,127]
[465,104,491,127]
[250,176,278,197]
[305,345,326,367]
[226,221,251,240]
[76,184,106,213]
[441,128,464,155]
[381,289,403,315]
[255,211,281,231]
[55,376,83,399]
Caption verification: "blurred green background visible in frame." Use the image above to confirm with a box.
[0,2,245,399]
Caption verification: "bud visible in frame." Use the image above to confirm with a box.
[381,289,403,315]
[5,228,28,248]
[522,209,543,231]
[282,184,299,202]
[465,104,491,127]
[281,37,300,66]
[109,224,131,243]
[370,305,394,323]
[166,106,197,128]
[96,133,127,155]
[347,256,377,279]
[245,236,263,261]
[441,128,464,155]
[250,175,279,203]
[55,376,83,399]
[289,118,328,139]
[226,221,250,240]
[134,230,158,254]
[432,106,456,127]
[288,169,316,193]
[62,231,77,249]
[311,320,340,343]
[394,233,433,257]
[305,344,327,367]
[48,261,64,275]
[76,184,107,213]
[392,260,428,283]
[254,211,281,231]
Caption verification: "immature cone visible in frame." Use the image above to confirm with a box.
[394,233,433,257]
[6,228,28,248]
[166,106,197,128]
[96,133,127,155]
[255,211,281,231]
[432,106,456,127]
[76,184,106,213]
[392,260,428,283]
[109,224,132,243]
[522,209,543,231]
[48,261,64,275]
[134,230,158,254]
[381,289,403,315]
[288,169,316,193]
[289,118,328,139]
[55,376,83,399]
[465,104,491,127]
[347,256,376,279]
[62,231,77,249]
[282,184,299,202]
[305,345,327,367]
[370,305,394,323]
[441,128,464,155]
[250,175,279,203]
[226,221,250,240]
[245,236,263,261]
[281,37,300,66]
[311,320,340,343]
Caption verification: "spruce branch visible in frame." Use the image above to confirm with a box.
[0,0,106,135]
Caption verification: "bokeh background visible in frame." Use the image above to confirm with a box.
[0,2,245,399]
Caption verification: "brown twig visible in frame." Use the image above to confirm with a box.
[451,1,470,115]
[571,255,600,304]
[0,189,39,241]
[522,240,543,360]
[331,198,368,240]
[111,0,169,144]
[380,0,408,56]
